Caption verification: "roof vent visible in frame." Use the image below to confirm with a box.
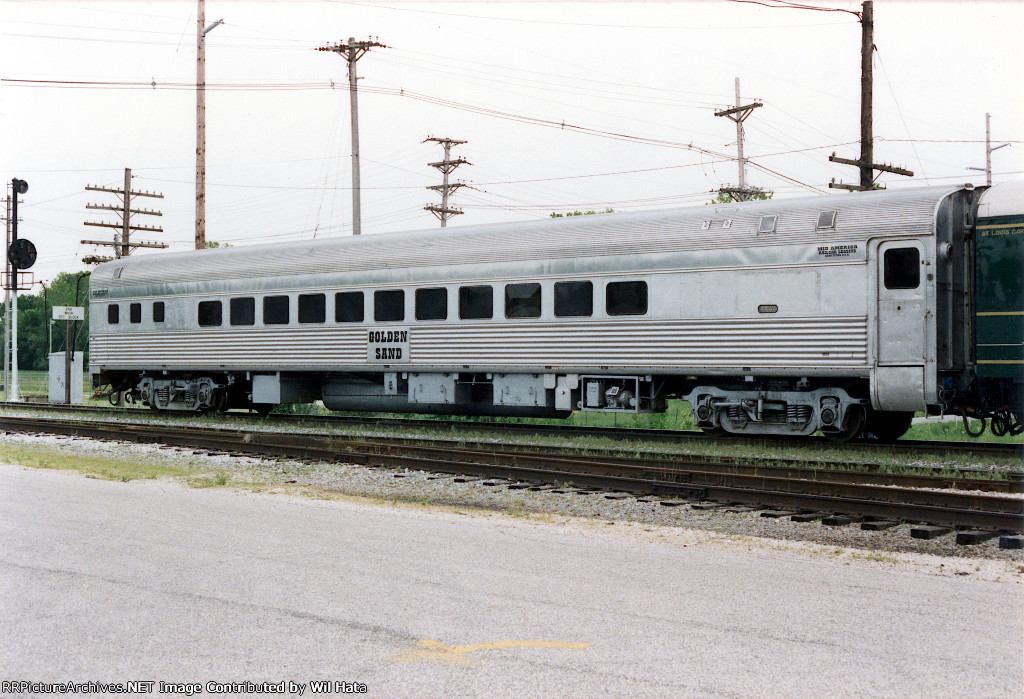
[816,211,837,230]
[757,215,777,234]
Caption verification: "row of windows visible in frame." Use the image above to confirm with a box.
[107,281,649,326]
[108,301,164,325]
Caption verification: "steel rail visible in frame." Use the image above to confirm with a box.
[2,401,1021,460]
[1,414,1021,534]
[1,405,1015,488]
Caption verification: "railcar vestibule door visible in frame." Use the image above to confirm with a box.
[877,241,927,365]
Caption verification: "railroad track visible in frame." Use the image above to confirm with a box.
[1,413,1021,545]
[2,401,1022,460]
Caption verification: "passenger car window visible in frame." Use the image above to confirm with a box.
[374,290,405,322]
[298,293,326,324]
[263,295,290,325]
[459,286,493,320]
[883,248,920,290]
[230,297,255,326]
[335,291,364,323]
[606,281,648,316]
[198,300,222,327]
[129,303,142,324]
[107,304,119,324]
[505,283,541,318]
[554,281,593,317]
[153,301,165,323]
[415,288,447,321]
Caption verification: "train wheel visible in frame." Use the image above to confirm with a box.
[825,405,866,443]
[864,410,913,442]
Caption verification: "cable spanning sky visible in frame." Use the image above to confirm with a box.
[2,1,1022,284]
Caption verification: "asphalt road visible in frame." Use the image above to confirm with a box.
[1,463,1021,698]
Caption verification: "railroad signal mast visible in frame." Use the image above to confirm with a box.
[82,168,167,263]
[829,0,913,191]
[424,136,470,227]
[4,177,34,402]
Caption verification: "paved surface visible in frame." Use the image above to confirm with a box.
[1,463,1021,698]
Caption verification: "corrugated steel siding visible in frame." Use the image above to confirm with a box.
[92,186,954,295]
[91,317,867,371]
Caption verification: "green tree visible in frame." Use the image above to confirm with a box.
[2,272,91,371]
[549,208,615,218]
[710,188,773,204]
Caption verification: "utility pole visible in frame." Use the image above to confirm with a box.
[424,136,470,227]
[714,78,765,202]
[196,0,223,250]
[83,168,167,262]
[968,113,1010,186]
[318,37,386,236]
[829,0,912,191]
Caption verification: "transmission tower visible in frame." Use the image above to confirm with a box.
[424,136,470,227]
[714,77,767,202]
[82,168,167,263]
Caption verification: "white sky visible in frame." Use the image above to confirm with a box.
[2,0,1022,284]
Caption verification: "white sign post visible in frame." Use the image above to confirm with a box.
[52,306,85,322]
[53,306,85,405]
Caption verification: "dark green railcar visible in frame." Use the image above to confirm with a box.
[972,181,1024,434]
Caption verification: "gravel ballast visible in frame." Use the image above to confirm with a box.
[3,430,1022,564]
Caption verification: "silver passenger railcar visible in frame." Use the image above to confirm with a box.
[89,183,1008,441]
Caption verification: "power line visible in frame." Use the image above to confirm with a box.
[334,0,850,30]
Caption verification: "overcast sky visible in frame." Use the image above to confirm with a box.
[3,0,1022,285]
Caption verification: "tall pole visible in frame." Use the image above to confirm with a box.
[828,0,911,191]
[121,168,131,257]
[440,141,451,225]
[734,78,746,188]
[196,0,206,249]
[859,0,873,190]
[318,37,386,236]
[64,317,71,405]
[424,136,469,226]
[3,190,11,401]
[347,38,361,237]
[714,78,763,202]
[9,185,19,402]
[11,278,16,402]
[984,112,992,187]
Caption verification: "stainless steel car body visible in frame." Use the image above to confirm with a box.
[89,184,978,437]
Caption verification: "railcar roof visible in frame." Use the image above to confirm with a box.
[94,184,966,288]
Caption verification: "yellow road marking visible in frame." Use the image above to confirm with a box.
[977,311,1024,316]
[387,638,592,665]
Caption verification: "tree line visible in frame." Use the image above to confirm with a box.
[0,271,91,372]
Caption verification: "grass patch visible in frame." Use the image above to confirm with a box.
[905,418,1023,444]
[0,443,188,482]
[0,443,271,491]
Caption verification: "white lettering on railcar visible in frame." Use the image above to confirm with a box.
[367,328,410,363]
